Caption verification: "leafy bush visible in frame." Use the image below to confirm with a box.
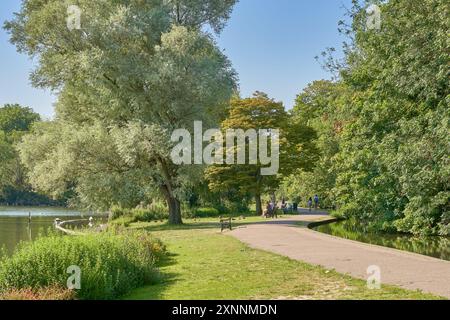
[283,0,449,236]
[0,230,166,300]
[223,199,250,215]
[181,204,195,219]
[193,207,220,218]
[109,204,168,223]
[108,215,134,228]
[133,203,168,222]
[181,206,226,218]
[111,203,237,221]
[109,205,128,220]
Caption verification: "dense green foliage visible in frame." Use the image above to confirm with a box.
[283,0,449,236]
[184,180,253,215]
[109,204,222,228]
[190,207,220,218]
[109,203,169,222]
[6,0,238,224]
[0,104,40,133]
[0,230,166,299]
[0,104,59,205]
[206,92,318,215]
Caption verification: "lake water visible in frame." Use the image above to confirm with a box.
[313,220,450,261]
[0,206,94,254]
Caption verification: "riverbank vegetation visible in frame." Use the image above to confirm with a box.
[0,229,165,299]
[0,104,62,206]
[281,0,449,236]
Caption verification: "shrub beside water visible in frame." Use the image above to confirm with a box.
[109,205,129,220]
[109,204,168,223]
[110,203,238,224]
[0,230,166,300]
[133,203,168,222]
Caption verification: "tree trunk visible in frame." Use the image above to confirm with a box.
[161,185,183,225]
[255,193,262,216]
[255,172,263,216]
[157,157,183,225]
[167,194,182,225]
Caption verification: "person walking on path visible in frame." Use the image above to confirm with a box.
[263,201,271,218]
[293,200,298,213]
[307,197,313,212]
[281,198,287,214]
[314,195,319,210]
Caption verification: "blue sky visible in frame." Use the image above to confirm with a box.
[0,0,351,118]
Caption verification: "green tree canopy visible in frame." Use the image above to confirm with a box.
[0,104,44,204]
[206,92,319,215]
[286,0,449,235]
[0,104,40,136]
[6,0,238,223]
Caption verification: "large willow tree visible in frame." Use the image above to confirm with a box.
[5,0,238,224]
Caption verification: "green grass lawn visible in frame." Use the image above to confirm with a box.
[122,217,442,300]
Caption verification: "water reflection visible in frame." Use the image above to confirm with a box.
[0,206,98,255]
[314,220,450,261]
[0,206,83,217]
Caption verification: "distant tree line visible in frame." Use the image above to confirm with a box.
[0,104,64,206]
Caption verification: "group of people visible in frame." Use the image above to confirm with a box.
[262,201,278,218]
[261,195,320,218]
[307,195,320,212]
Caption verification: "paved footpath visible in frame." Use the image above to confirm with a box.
[230,211,450,298]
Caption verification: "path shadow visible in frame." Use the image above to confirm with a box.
[297,208,331,215]
[139,213,332,233]
[225,213,333,231]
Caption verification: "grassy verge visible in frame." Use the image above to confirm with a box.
[123,218,442,300]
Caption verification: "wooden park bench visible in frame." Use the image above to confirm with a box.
[219,217,232,232]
